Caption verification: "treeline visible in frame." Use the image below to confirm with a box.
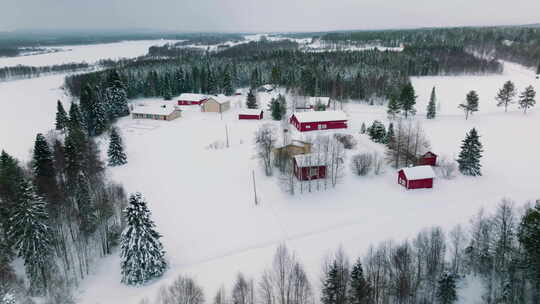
[321,26,540,68]
[0,99,127,302]
[0,62,92,82]
[65,39,501,104]
[138,199,540,304]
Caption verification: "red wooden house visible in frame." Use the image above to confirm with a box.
[289,111,347,132]
[398,166,435,190]
[417,151,437,166]
[239,109,264,120]
[293,154,327,181]
[178,93,208,105]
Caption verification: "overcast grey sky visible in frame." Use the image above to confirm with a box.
[2,0,540,32]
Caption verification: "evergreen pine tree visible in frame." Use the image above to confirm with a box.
[108,128,127,166]
[457,128,483,176]
[518,201,540,302]
[32,133,58,207]
[246,89,258,109]
[120,193,167,285]
[518,85,536,114]
[387,95,401,119]
[399,82,417,118]
[321,261,340,304]
[436,272,458,304]
[459,91,479,120]
[495,81,516,112]
[8,181,53,295]
[537,63,540,75]
[105,70,130,119]
[222,67,234,96]
[75,174,98,237]
[348,258,370,304]
[68,103,84,133]
[268,96,285,120]
[360,122,366,134]
[367,120,386,143]
[427,87,437,119]
[55,100,69,131]
[385,122,395,145]
[271,66,281,85]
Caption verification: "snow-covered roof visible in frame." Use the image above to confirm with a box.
[178,93,208,101]
[207,95,230,104]
[292,110,347,123]
[132,104,179,116]
[400,165,435,180]
[307,96,330,105]
[239,109,263,115]
[294,153,327,167]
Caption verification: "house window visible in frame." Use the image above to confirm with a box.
[305,125,311,129]
[318,124,327,130]
[309,167,319,176]
[146,114,152,119]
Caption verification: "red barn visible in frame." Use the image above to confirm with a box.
[178,93,208,105]
[398,166,435,190]
[289,111,347,132]
[293,154,327,181]
[418,151,437,166]
[239,109,264,120]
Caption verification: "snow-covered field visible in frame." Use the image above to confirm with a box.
[0,39,176,68]
[1,40,539,304]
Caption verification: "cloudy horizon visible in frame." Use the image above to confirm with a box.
[2,0,540,33]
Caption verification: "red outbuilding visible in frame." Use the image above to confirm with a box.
[239,109,264,120]
[289,111,348,132]
[177,93,208,105]
[398,166,435,190]
[293,154,327,181]
[417,151,438,166]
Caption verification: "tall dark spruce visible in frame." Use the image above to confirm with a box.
[457,128,483,176]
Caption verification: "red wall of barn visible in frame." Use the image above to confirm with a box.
[290,115,347,132]
[408,178,433,189]
[178,99,206,106]
[418,156,437,166]
[293,161,327,180]
[239,114,262,120]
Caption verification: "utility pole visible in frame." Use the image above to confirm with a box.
[252,170,258,206]
[225,124,229,148]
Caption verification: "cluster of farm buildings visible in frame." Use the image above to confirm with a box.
[129,89,438,190]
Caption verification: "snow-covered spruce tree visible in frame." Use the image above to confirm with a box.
[105,70,130,119]
[55,100,69,131]
[120,193,166,285]
[269,96,285,120]
[246,89,258,109]
[386,95,401,120]
[457,128,483,176]
[360,122,366,134]
[367,120,386,144]
[107,128,127,167]
[518,201,540,302]
[384,122,394,145]
[518,85,536,114]
[436,272,458,304]
[32,133,58,205]
[321,261,340,304]
[495,80,516,112]
[222,68,234,96]
[399,82,417,118]
[458,90,479,120]
[427,86,437,119]
[348,258,370,304]
[8,181,54,295]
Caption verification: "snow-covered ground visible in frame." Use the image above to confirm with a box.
[1,40,539,304]
[0,39,176,68]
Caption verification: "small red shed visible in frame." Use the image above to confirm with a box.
[418,151,437,166]
[239,109,264,120]
[398,166,435,190]
[289,111,347,132]
[178,93,208,105]
[293,154,327,181]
